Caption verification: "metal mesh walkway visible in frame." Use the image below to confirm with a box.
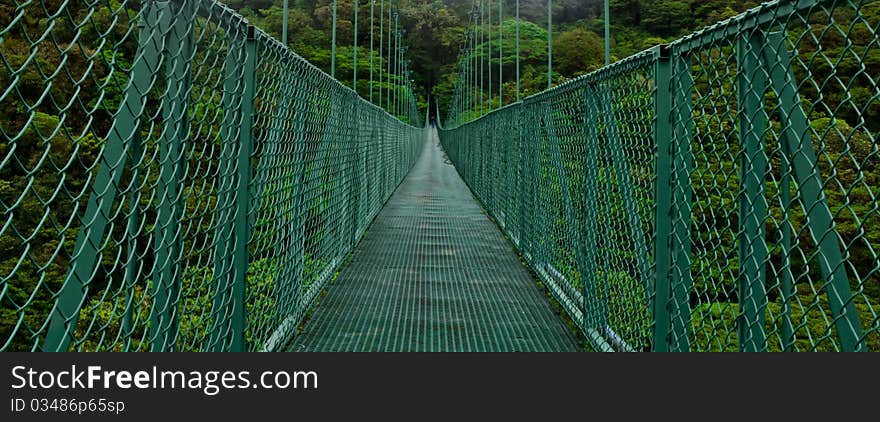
[289,128,581,351]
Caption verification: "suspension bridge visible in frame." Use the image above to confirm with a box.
[2,0,878,352]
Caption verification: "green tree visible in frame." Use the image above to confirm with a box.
[553,27,603,77]
[641,1,690,36]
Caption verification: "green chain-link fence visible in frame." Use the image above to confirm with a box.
[1,0,425,351]
[441,0,879,352]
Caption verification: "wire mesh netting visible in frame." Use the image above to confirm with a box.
[441,0,879,352]
[1,0,424,351]
[289,129,581,352]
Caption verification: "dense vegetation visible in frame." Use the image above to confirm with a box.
[1,0,878,351]
[226,0,771,118]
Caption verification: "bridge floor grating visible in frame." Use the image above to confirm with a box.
[288,128,581,352]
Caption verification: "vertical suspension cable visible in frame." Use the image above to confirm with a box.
[398,21,403,117]
[332,0,337,77]
[604,0,610,66]
[515,0,519,101]
[488,0,492,110]
[479,0,484,116]
[470,8,475,117]
[387,0,392,112]
[461,13,470,124]
[498,0,502,107]
[461,22,467,123]
[547,0,551,89]
[282,0,288,46]
[379,0,383,107]
[354,0,359,91]
[370,0,374,103]
[396,10,401,117]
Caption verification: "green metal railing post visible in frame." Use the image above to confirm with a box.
[736,31,770,352]
[227,25,258,352]
[121,129,145,351]
[780,133,795,352]
[669,51,694,352]
[43,1,168,351]
[761,31,865,352]
[149,0,194,351]
[651,45,673,352]
[437,0,877,354]
[209,22,251,352]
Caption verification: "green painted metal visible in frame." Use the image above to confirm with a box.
[353,0,358,92]
[387,3,393,111]
[4,0,880,353]
[480,0,484,115]
[668,52,694,352]
[580,83,605,338]
[209,27,244,352]
[3,0,423,352]
[442,0,878,352]
[547,0,552,89]
[42,2,166,351]
[604,0,610,66]
[282,0,288,45]
[369,0,374,103]
[761,31,865,352]
[332,0,337,78]
[651,46,673,352]
[229,27,259,352]
[378,0,383,107]
[488,0,492,109]
[598,84,651,304]
[149,0,192,351]
[516,0,520,101]
[498,0,503,107]
[737,31,770,352]
[290,129,579,352]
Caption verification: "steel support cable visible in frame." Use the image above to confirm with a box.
[547,0,552,89]
[370,0,374,102]
[480,0,484,116]
[488,0,492,111]
[386,0,393,112]
[498,0,502,108]
[379,0,384,107]
[283,0,289,45]
[516,0,520,101]
[439,0,879,353]
[2,0,427,352]
[354,0,359,92]
[604,0,610,66]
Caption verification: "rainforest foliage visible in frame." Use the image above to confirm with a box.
[1,0,878,351]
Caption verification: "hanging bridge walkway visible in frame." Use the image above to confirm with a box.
[2,0,879,353]
[290,129,579,352]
